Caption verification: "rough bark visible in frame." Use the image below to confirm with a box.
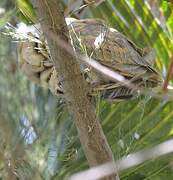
[31,0,119,179]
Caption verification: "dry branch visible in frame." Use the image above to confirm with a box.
[31,0,119,179]
[70,138,173,180]
[163,56,173,92]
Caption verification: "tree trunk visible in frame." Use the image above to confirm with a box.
[31,0,119,179]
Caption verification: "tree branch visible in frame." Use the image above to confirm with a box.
[163,56,173,92]
[31,0,119,179]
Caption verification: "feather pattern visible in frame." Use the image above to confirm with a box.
[18,18,162,100]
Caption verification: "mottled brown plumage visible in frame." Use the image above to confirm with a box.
[18,18,162,100]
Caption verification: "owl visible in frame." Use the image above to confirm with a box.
[18,18,162,101]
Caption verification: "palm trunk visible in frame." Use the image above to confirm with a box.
[31,0,119,179]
